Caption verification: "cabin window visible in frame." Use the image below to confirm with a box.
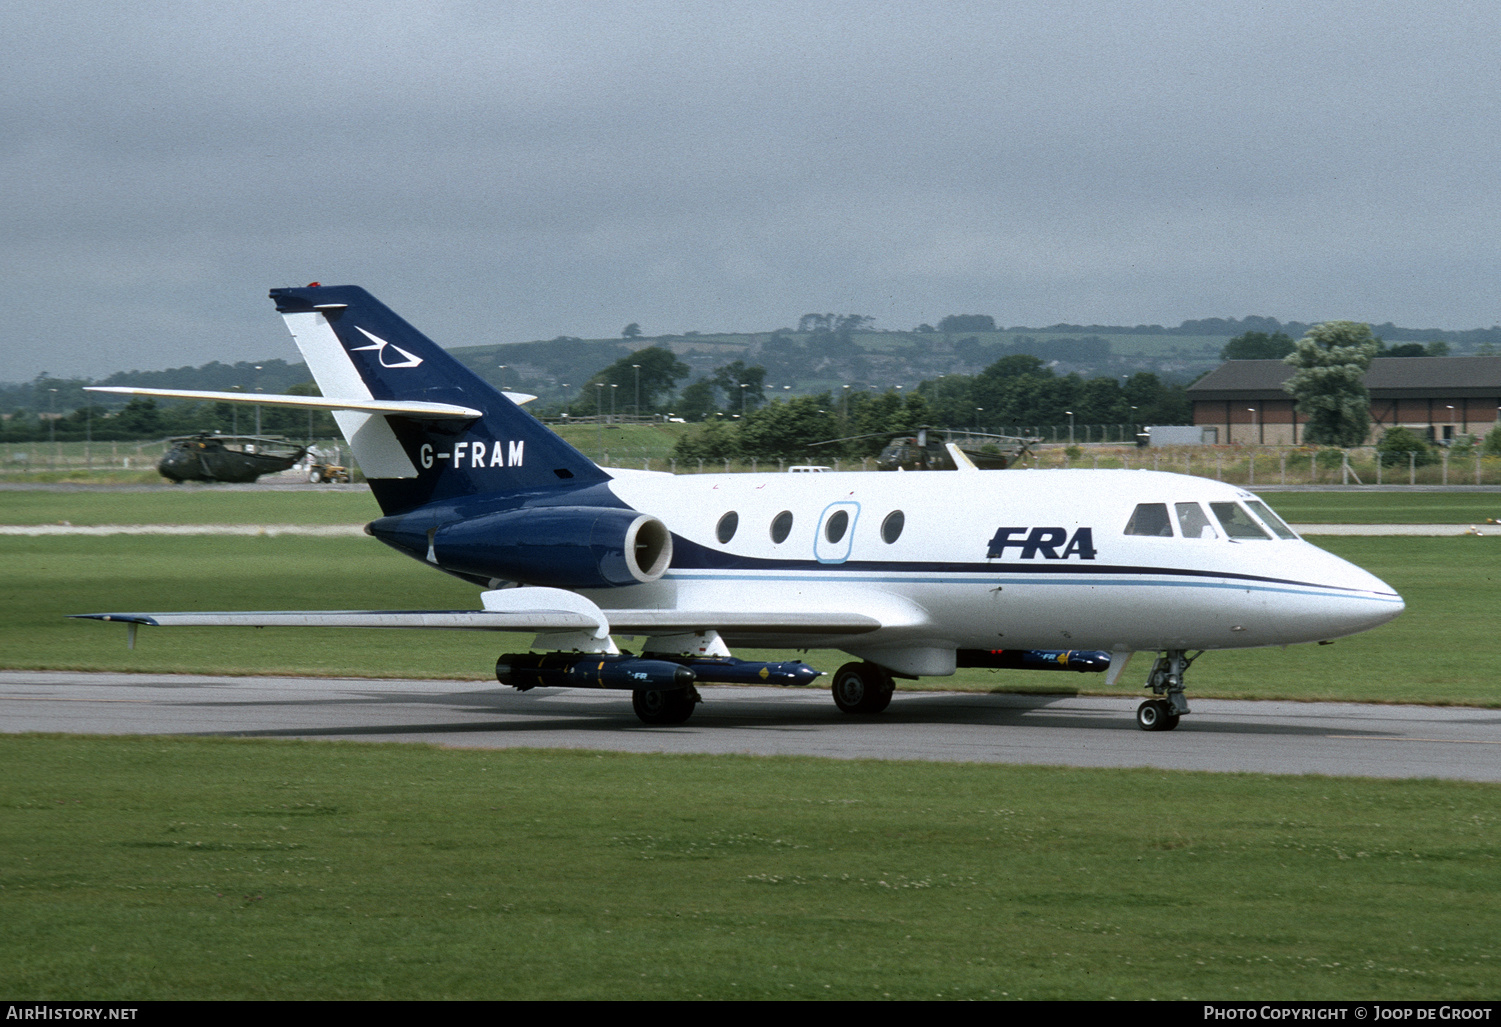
[1245,500,1298,540]
[1175,502,1216,539]
[1209,502,1270,540]
[770,510,793,544]
[716,511,739,544]
[881,510,905,544]
[1124,503,1173,537]
[824,509,850,544]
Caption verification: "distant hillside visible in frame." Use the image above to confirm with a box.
[5,314,1497,416]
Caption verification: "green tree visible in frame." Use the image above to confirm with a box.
[1376,426,1437,467]
[1283,322,1379,447]
[115,397,163,438]
[1122,372,1191,425]
[914,373,978,427]
[1221,331,1295,360]
[1381,343,1427,357]
[673,418,741,462]
[1074,376,1128,425]
[840,390,929,456]
[674,378,720,422]
[622,323,642,339]
[569,346,688,415]
[711,361,767,414]
[939,314,996,332]
[738,396,839,460]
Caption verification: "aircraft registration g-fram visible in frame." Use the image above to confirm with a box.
[79,285,1405,731]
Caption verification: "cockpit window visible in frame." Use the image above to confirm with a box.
[1245,500,1298,540]
[1124,503,1173,537]
[1209,502,1270,540]
[1175,502,1217,539]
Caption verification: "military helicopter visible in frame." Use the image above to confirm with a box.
[157,434,308,484]
[813,428,1040,471]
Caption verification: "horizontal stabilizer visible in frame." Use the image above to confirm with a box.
[85,386,492,419]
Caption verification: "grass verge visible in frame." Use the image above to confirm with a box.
[1261,492,1501,525]
[0,488,381,526]
[1,736,1497,1000]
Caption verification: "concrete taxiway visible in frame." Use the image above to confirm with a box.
[2,670,1497,782]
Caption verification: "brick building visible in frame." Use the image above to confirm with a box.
[1188,356,1501,445]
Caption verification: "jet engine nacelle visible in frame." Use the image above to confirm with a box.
[432,505,673,589]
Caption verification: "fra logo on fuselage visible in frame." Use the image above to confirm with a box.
[987,527,1097,560]
[419,440,524,470]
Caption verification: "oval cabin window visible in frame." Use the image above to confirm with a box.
[824,509,849,544]
[881,510,905,544]
[716,511,739,544]
[770,510,793,544]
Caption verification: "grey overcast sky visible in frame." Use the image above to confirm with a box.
[4,0,1500,382]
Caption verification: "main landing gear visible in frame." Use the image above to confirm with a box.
[831,662,895,714]
[1136,649,1201,731]
[632,685,702,726]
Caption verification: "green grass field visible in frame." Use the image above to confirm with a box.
[1,736,1496,1000]
[0,488,381,525]
[1255,491,1501,525]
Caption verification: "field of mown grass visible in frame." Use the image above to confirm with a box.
[1,736,1496,1000]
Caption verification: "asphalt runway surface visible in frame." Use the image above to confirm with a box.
[3,670,1498,781]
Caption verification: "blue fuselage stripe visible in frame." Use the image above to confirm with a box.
[662,568,1401,603]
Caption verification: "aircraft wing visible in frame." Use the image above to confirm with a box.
[83,386,545,418]
[71,609,881,634]
[70,610,601,631]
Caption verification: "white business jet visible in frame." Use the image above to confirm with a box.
[79,285,1404,731]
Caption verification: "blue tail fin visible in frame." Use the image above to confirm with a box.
[270,284,607,515]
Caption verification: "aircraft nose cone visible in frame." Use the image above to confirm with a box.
[1324,564,1404,637]
[1343,590,1405,635]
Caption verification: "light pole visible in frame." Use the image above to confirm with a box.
[1248,407,1257,446]
[1066,410,1074,445]
[1446,404,1456,444]
[632,364,641,418]
[254,365,263,436]
[610,383,618,422]
[595,383,604,456]
[975,407,982,431]
[740,382,748,415]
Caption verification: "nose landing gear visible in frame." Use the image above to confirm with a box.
[1137,650,1202,731]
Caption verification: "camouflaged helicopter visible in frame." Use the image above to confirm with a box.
[156,434,307,483]
[813,428,1039,471]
